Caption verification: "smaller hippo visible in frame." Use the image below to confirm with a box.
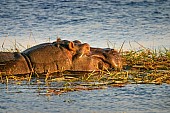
[71,41,122,71]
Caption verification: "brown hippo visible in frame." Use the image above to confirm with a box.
[22,40,76,74]
[71,41,122,71]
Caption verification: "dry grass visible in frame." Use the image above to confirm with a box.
[122,47,170,84]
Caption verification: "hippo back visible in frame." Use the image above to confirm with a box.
[22,42,74,74]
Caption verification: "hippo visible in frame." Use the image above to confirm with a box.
[0,39,122,75]
[72,41,122,71]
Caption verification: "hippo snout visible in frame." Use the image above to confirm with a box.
[110,56,122,70]
[90,48,122,71]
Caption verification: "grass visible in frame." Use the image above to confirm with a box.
[122,47,170,84]
[0,40,170,95]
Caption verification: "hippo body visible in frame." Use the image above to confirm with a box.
[22,42,73,73]
[0,39,122,75]
[0,52,30,75]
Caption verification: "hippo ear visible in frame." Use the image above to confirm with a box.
[73,40,81,44]
[68,41,75,51]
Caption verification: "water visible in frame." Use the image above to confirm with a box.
[0,0,170,112]
[0,0,170,50]
[1,83,170,113]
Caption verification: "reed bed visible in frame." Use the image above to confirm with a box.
[0,43,170,95]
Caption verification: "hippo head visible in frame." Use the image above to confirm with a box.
[73,42,90,58]
[53,38,75,52]
[54,38,90,57]
[71,41,122,71]
[104,49,122,70]
[71,40,99,71]
[90,48,122,71]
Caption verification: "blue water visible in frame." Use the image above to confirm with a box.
[0,0,170,50]
[1,83,170,113]
[0,0,170,112]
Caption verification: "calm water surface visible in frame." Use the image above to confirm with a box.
[0,0,170,50]
[0,0,170,113]
[1,83,170,113]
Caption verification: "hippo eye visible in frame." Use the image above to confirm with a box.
[115,57,119,60]
[86,47,90,50]
[85,46,90,51]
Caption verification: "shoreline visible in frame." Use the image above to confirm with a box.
[0,36,169,52]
